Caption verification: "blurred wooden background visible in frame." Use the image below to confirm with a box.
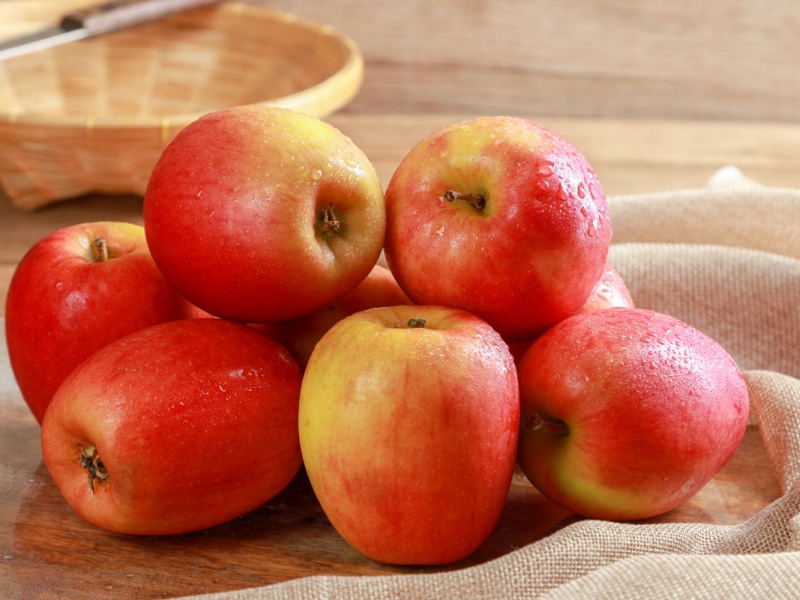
[261,0,800,122]
[3,0,797,121]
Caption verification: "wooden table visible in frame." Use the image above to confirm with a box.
[0,114,797,598]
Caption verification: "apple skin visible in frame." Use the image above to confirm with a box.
[254,264,413,370]
[383,116,612,342]
[298,305,520,565]
[516,307,749,521]
[41,318,303,535]
[579,262,634,314]
[143,105,386,323]
[507,261,634,362]
[4,221,200,425]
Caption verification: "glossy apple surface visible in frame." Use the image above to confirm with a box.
[507,261,635,362]
[579,262,634,314]
[516,307,749,521]
[299,305,520,565]
[384,116,612,341]
[41,318,303,535]
[5,221,198,424]
[255,264,413,370]
[143,105,386,323]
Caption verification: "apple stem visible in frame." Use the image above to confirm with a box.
[77,443,109,493]
[407,318,427,328]
[319,203,341,234]
[525,414,569,435]
[91,237,109,262]
[444,189,486,211]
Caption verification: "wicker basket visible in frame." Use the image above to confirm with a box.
[0,1,364,210]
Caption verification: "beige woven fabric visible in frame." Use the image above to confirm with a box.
[183,178,800,599]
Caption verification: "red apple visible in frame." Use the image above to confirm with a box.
[516,307,749,521]
[383,116,612,341]
[142,105,386,323]
[580,262,634,314]
[299,305,520,565]
[507,261,635,362]
[41,318,303,535]
[5,221,199,425]
[254,264,413,370]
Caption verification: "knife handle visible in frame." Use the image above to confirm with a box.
[60,0,220,36]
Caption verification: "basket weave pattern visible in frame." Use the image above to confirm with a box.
[0,2,363,209]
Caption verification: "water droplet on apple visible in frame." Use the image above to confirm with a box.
[537,180,551,192]
[577,182,587,198]
[311,169,323,181]
[556,184,569,202]
[344,158,357,169]
[580,206,589,217]
[537,162,554,177]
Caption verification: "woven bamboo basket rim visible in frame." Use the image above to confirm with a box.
[0,1,364,208]
[0,2,364,127]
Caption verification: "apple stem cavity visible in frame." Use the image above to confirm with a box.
[91,237,109,262]
[525,414,569,435]
[444,189,486,211]
[318,203,341,236]
[407,318,427,328]
[78,443,109,492]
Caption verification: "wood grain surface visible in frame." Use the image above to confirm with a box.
[263,0,800,122]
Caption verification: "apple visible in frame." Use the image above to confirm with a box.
[579,262,634,314]
[254,264,413,370]
[299,305,520,565]
[142,105,386,323]
[516,307,749,521]
[5,221,200,425]
[383,116,612,342]
[41,318,303,535]
[507,261,635,362]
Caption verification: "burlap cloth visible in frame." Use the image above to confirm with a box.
[185,170,800,598]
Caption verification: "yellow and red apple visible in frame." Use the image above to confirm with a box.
[384,116,612,342]
[299,305,520,565]
[516,307,749,521]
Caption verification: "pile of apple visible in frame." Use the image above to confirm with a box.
[5,106,750,566]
